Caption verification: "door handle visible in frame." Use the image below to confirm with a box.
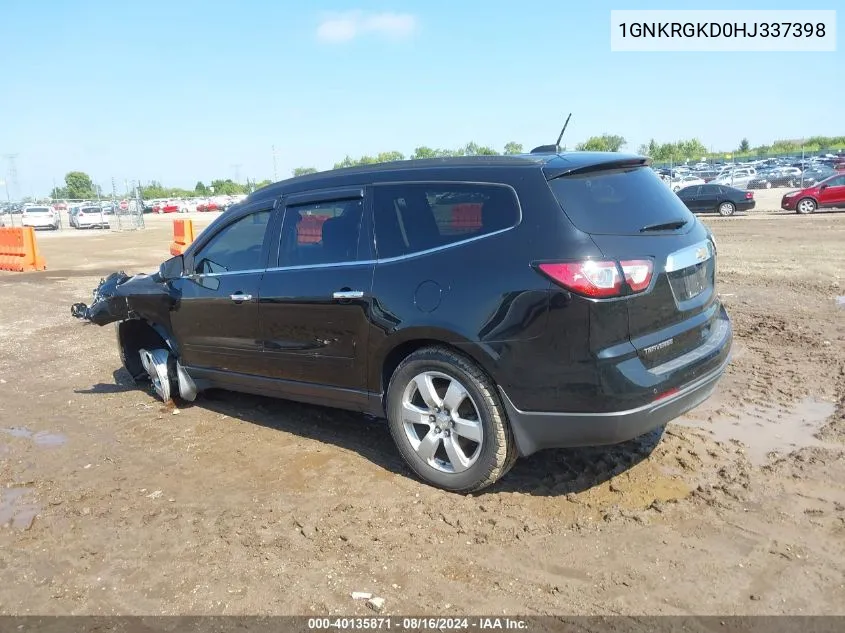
[332,290,364,300]
[230,293,253,302]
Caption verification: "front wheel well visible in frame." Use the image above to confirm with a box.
[117,320,171,381]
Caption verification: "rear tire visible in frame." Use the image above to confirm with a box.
[385,346,516,492]
[796,198,817,214]
[717,201,736,216]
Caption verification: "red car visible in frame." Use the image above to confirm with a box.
[155,201,180,214]
[781,174,845,214]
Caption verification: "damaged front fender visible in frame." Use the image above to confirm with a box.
[71,270,178,327]
[71,268,197,402]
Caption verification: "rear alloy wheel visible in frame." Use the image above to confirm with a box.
[386,347,516,492]
[796,198,817,214]
[718,201,736,216]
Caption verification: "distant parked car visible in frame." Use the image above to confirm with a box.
[711,168,757,189]
[747,167,802,189]
[21,205,61,230]
[676,184,755,217]
[780,174,845,214]
[669,175,706,192]
[799,166,837,188]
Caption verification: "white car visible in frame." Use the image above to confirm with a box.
[21,206,61,230]
[70,205,110,229]
[669,175,706,192]
[712,168,757,189]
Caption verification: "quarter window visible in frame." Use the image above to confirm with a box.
[279,199,363,267]
[194,210,271,274]
[373,183,520,259]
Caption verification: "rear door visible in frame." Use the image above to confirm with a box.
[257,188,374,397]
[547,165,722,371]
[170,202,275,374]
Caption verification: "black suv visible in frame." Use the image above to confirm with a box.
[72,152,732,492]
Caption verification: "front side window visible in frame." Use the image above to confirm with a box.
[372,183,520,259]
[279,199,363,267]
[194,210,271,274]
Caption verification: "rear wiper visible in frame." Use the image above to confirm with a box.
[639,220,688,232]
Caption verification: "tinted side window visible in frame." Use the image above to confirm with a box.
[279,199,363,267]
[194,210,271,274]
[373,183,520,259]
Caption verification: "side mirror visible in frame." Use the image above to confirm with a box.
[159,255,184,280]
[819,184,828,191]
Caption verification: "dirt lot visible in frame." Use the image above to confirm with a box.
[1,199,844,616]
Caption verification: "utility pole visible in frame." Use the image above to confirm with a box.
[3,154,19,201]
[232,163,242,184]
[272,145,278,181]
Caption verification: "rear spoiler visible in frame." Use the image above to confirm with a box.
[543,156,652,181]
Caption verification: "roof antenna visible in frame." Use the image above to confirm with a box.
[530,113,572,154]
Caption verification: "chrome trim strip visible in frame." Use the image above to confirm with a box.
[375,226,516,264]
[500,355,730,418]
[665,239,714,273]
[647,318,730,376]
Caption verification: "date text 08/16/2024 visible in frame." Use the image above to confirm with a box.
[307,617,529,630]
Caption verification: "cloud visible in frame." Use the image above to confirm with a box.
[316,11,418,44]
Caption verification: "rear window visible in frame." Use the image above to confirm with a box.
[26,207,50,214]
[81,207,101,213]
[373,183,520,259]
[548,167,695,236]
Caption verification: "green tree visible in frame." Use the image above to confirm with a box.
[503,141,523,155]
[64,171,95,199]
[210,179,247,195]
[292,167,318,177]
[254,179,273,190]
[195,181,208,195]
[375,151,405,162]
[461,141,498,156]
[50,186,69,199]
[738,138,750,153]
[575,134,627,152]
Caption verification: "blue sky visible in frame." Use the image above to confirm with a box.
[0,0,841,196]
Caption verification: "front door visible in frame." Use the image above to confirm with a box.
[258,191,374,396]
[818,175,845,208]
[170,205,275,374]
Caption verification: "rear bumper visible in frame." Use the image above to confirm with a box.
[499,340,732,457]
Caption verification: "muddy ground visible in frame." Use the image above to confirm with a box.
[0,203,843,616]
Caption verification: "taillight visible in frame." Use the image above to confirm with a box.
[536,259,653,298]
[745,191,753,199]
[620,259,653,292]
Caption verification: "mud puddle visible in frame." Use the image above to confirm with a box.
[0,426,67,447]
[678,397,838,465]
[0,487,39,530]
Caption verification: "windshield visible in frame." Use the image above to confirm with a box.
[548,166,695,236]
